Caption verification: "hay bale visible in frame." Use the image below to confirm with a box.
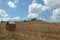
[6,22,16,31]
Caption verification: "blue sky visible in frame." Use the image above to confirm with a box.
[0,0,60,22]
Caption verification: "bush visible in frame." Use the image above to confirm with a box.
[31,18,37,21]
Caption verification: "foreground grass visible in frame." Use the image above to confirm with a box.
[0,20,60,40]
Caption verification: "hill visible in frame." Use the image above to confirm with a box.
[0,20,60,40]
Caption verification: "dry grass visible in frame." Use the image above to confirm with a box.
[0,21,60,40]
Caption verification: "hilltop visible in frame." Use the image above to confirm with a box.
[0,19,60,40]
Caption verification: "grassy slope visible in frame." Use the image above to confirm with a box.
[0,20,60,40]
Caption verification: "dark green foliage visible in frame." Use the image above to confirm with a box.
[1,21,4,23]
[31,18,37,21]
[24,20,27,22]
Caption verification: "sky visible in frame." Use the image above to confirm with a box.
[0,0,60,22]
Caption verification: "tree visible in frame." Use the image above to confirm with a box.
[31,18,37,21]
[1,21,4,23]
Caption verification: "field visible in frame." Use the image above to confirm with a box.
[0,20,60,40]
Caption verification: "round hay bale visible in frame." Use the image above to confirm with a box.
[6,22,16,31]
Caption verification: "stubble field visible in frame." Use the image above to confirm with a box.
[0,21,60,40]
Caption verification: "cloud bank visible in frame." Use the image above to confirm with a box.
[51,8,60,20]
[43,0,60,8]
[0,9,20,21]
[27,0,60,21]
[13,16,20,21]
[27,0,48,18]
[43,0,60,20]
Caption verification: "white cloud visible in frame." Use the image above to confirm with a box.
[0,9,8,17]
[2,16,20,21]
[0,9,20,21]
[1,16,20,21]
[27,13,38,18]
[51,8,60,20]
[2,17,12,21]
[27,0,60,21]
[43,0,60,21]
[43,0,60,8]
[13,16,20,21]
[39,17,47,21]
[27,0,48,18]
[29,0,48,14]
[8,1,16,8]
